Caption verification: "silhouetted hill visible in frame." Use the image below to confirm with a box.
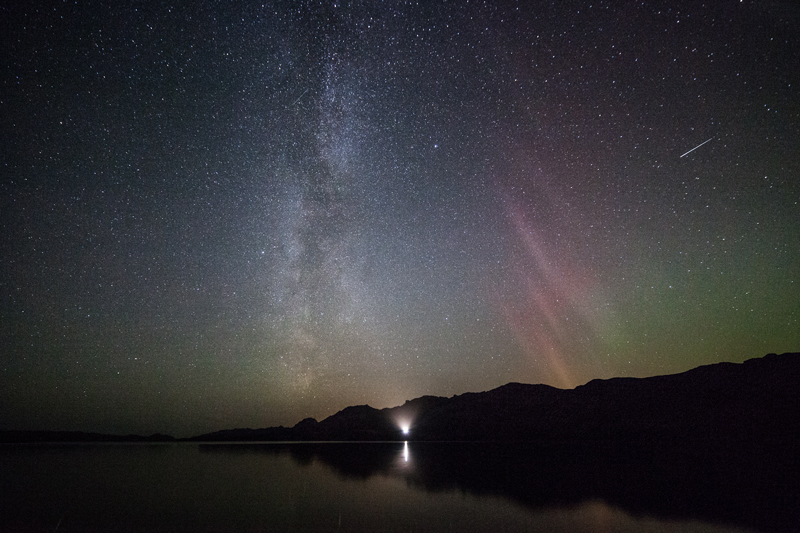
[190,352,800,444]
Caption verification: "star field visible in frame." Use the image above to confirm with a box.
[1,0,798,436]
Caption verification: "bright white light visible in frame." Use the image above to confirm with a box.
[403,441,409,462]
[401,424,410,435]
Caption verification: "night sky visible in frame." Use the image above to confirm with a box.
[2,0,798,437]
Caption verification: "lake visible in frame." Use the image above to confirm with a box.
[0,441,791,532]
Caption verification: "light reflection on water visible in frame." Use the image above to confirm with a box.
[0,442,763,532]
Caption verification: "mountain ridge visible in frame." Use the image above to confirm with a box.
[189,351,800,443]
[3,352,797,443]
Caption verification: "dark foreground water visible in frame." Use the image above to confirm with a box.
[1,441,796,532]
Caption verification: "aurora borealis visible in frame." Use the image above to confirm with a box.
[2,0,798,437]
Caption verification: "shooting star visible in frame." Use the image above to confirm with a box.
[680,137,714,158]
[290,88,309,106]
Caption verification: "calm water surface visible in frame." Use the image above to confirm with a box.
[0,442,765,532]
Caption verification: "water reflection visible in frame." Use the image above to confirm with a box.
[1,440,795,532]
[198,439,798,533]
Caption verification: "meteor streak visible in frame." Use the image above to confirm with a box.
[680,137,714,158]
[291,88,309,106]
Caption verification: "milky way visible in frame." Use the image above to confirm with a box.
[1,1,798,436]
